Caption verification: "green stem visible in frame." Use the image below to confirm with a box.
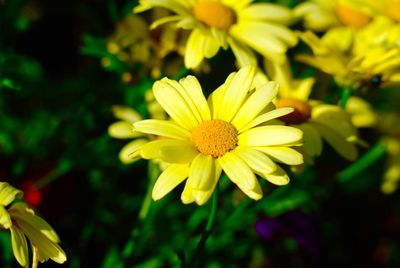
[121,161,159,260]
[187,184,219,268]
[337,141,387,183]
[340,87,352,108]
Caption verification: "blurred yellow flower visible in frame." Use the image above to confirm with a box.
[0,182,66,267]
[294,0,373,31]
[267,60,359,163]
[133,66,303,205]
[345,96,377,128]
[378,114,400,194]
[135,0,297,68]
[106,10,186,78]
[297,18,400,89]
[108,91,167,164]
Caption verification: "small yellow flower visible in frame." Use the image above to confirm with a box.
[297,18,400,89]
[0,182,66,267]
[294,0,373,31]
[135,0,297,68]
[267,60,359,163]
[133,66,304,205]
[108,92,167,164]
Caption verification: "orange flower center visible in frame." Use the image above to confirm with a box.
[191,119,238,158]
[335,4,371,28]
[388,1,400,22]
[193,1,237,31]
[275,98,312,124]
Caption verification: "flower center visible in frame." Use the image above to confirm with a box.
[335,4,371,28]
[388,1,400,22]
[193,1,237,31]
[191,119,238,158]
[275,98,311,124]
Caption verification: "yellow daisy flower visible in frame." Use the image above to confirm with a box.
[133,66,303,205]
[108,91,167,164]
[134,0,297,68]
[297,19,400,89]
[266,60,359,163]
[294,0,373,32]
[0,182,66,267]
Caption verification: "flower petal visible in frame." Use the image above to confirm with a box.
[119,139,148,164]
[111,105,142,123]
[152,164,189,201]
[179,75,211,121]
[187,154,214,191]
[108,121,142,139]
[256,147,304,165]
[232,81,278,130]
[239,125,303,147]
[140,140,198,163]
[235,147,277,174]
[311,122,358,161]
[217,65,256,122]
[0,205,11,229]
[263,165,290,185]
[10,225,29,267]
[153,78,200,130]
[134,119,191,140]
[218,152,262,200]
[296,123,323,157]
[227,37,257,67]
[241,3,293,24]
[0,182,23,207]
[185,29,205,69]
[239,107,294,133]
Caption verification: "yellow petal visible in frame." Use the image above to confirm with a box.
[178,75,211,121]
[181,183,195,204]
[217,65,256,122]
[227,37,257,67]
[153,78,200,130]
[311,122,358,161]
[218,152,262,200]
[235,147,277,174]
[134,119,191,140]
[119,139,148,164]
[239,125,303,147]
[187,154,214,191]
[9,204,60,243]
[0,205,11,229]
[10,225,29,268]
[152,164,189,200]
[296,123,323,157]
[13,218,67,264]
[239,107,294,132]
[263,165,290,185]
[108,121,142,139]
[0,182,23,206]
[111,105,142,123]
[140,140,198,163]
[185,29,205,69]
[256,147,303,165]
[241,3,293,25]
[232,81,278,130]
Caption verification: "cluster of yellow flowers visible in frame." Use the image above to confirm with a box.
[107,0,400,204]
[0,182,66,267]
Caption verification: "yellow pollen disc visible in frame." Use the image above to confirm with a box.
[388,1,400,22]
[335,4,371,28]
[191,119,238,158]
[193,1,237,31]
[275,98,312,125]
